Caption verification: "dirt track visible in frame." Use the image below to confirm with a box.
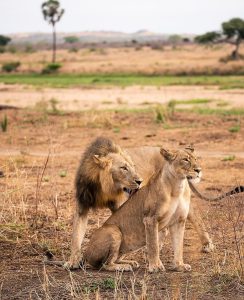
[1,83,244,111]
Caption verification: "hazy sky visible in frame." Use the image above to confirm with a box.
[0,0,243,34]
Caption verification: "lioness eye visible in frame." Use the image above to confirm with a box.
[182,158,189,162]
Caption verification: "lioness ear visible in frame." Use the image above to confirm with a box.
[185,145,194,153]
[160,148,175,161]
[93,155,111,169]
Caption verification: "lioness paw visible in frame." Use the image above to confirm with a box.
[172,263,191,272]
[148,260,165,273]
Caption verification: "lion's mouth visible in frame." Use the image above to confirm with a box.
[123,187,139,197]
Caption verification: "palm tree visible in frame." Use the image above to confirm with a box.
[41,0,65,63]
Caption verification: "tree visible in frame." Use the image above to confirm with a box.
[64,36,79,44]
[41,0,64,63]
[168,34,182,45]
[0,35,11,46]
[195,18,244,59]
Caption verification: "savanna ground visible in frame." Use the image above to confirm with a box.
[0,45,244,299]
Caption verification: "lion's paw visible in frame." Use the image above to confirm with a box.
[148,260,165,273]
[202,241,214,253]
[64,258,84,270]
[172,263,191,272]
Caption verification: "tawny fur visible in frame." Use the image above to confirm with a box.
[84,147,200,272]
[68,137,142,269]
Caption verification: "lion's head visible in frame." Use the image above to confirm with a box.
[93,151,143,197]
[76,137,143,209]
[160,146,202,183]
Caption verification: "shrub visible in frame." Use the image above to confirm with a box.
[1,115,8,132]
[7,46,17,53]
[41,63,62,74]
[2,62,21,72]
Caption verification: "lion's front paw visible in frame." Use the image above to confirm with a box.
[148,260,165,273]
[202,241,214,253]
[65,256,84,270]
[172,263,191,272]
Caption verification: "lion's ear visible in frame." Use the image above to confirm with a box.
[160,148,175,161]
[93,155,111,169]
[185,145,194,153]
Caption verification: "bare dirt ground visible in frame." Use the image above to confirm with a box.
[0,107,243,299]
[1,83,244,111]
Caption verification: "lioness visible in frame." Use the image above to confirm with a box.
[68,137,143,268]
[84,146,200,272]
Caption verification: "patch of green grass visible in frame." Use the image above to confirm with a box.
[113,127,120,133]
[222,155,236,161]
[0,74,244,88]
[181,107,244,116]
[169,99,212,105]
[59,170,67,177]
[229,124,241,133]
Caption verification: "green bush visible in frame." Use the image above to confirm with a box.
[41,63,62,74]
[1,115,8,132]
[2,62,21,72]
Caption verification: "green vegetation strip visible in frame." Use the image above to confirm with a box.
[0,74,244,88]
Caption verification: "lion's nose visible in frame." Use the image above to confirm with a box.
[135,179,143,186]
[194,168,201,174]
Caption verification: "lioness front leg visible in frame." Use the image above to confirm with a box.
[188,202,214,253]
[65,205,89,269]
[169,220,191,272]
[144,216,165,273]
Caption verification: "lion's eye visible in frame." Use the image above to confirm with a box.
[121,166,128,171]
[182,158,189,163]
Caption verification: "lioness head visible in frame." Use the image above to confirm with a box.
[93,152,143,196]
[160,146,202,183]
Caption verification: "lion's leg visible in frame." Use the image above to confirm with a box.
[187,202,214,253]
[169,220,191,272]
[85,225,132,272]
[143,217,165,273]
[158,229,169,250]
[66,204,89,269]
[102,227,133,272]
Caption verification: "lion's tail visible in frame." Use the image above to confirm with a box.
[188,181,244,201]
[43,256,85,269]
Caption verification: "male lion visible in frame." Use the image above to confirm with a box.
[84,146,200,272]
[68,137,143,269]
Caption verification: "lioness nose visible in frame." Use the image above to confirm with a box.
[194,168,201,173]
[135,179,143,186]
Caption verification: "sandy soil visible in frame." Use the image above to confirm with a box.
[1,84,244,111]
[0,108,243,299]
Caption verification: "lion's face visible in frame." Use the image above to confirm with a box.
[93,152,143,195]
[160,147,202,183]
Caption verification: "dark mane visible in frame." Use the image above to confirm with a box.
[75,137,120,210]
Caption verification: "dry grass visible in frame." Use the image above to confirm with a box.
[0,44,244,75]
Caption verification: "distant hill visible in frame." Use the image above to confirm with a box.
[9,30,195,44]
